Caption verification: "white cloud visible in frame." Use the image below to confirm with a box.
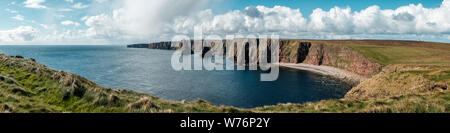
[172,6,308,35]
[61,20,81,26]
[72,2,89,9]
[169,0,450,39]
[0,26,38,43]
[24,0,47,9]
[65,0,74,3]
[58,8,73,12]
[6,0,450,44]
[84,14,122,40]
[11,15,25,21]
[307,3,450,34]
[82,0,209,42]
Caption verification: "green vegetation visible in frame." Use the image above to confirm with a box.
[300,40,450,65]
[1,40,449,113]
[0,54,249,113]
[254,64,450,113]
[253,91,449,113]
[348,45,449,65]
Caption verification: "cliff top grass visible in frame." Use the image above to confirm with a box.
[299,40,450,66]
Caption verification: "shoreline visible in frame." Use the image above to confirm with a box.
[279,63,367,84]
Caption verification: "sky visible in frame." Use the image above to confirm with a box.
[0,0,449,44]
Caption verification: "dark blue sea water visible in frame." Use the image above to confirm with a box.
[0,45,352,108]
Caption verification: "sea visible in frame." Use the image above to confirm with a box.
[0,45,352,108]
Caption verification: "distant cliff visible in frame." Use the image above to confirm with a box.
[127,42,176,50]
[128,39,382,77]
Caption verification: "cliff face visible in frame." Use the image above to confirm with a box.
[278,40,382,77]
[279,40,311,63]
[128,39,382,77]
[303,43,382,77]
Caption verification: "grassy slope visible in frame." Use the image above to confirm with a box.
[1,40,449,113]
[305,40,450,65]
[0,54,248,113]
[254,64,450,113]
[252,40,450,112]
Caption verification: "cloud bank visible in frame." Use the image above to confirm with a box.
[173,0,450,37]
[2,0,450,44]
[82,0,450,43]
[0,26,38,43]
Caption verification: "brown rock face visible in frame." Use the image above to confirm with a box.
[277,40,381,77]
[303,43,382,77]
[279,41,311,63]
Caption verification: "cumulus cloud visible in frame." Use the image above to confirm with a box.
[8,0,450,44]
[171,6,308,36]
[24,0,47,9]
[0,26,38,43]
[84,14,123,40]
[307,2,450,34]
[82,0,209,42]
[61,20,81,26]
[168,0,450,39]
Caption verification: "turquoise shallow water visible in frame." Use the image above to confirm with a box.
[0,45,352,108]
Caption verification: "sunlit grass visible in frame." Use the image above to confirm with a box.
[348,45,450,65]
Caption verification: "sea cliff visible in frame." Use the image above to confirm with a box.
[128,39,383,79]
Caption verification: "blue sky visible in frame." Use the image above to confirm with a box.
[216,0,443,15]
[0,0,449,44]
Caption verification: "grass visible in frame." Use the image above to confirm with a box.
[0,54,252,113]
[290,40,450,66]
[252,91,449,113]
[1,40,450,113]
[348,45,449,65]
[253,64,450,113]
